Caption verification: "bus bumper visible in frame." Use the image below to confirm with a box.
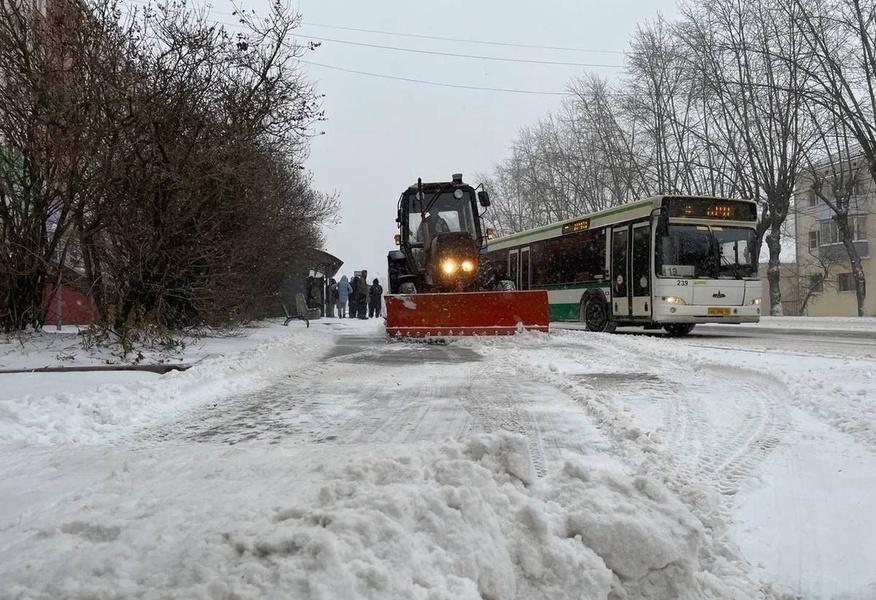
[652,305,761,324]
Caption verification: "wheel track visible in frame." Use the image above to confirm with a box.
[477,332,791,522]
[455,360,549,478]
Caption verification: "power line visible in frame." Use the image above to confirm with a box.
[299,22,628,56]
[298,59,575,96]
[119,0,627,57]
[116,1,598,95]
[296,34,623,68]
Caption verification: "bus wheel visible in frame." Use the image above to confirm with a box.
[580,293,616,333]
[664,323,695,336]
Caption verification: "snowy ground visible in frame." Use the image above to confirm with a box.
[1,316,875,599]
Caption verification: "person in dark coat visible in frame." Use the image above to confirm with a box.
[369,278,383,318]
[327,278,338,318]
[349,275,360,318]
[356,270,369,319]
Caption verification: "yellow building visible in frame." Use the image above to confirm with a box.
[794,155,875,316]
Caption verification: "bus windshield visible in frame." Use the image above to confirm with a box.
[658,225,757,279]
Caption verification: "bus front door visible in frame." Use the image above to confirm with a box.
[631,223,652,318]
[509,249,519,288]
[520,247,531,290]
[611,226,630,318]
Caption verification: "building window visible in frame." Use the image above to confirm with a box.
[838,272,856,292]
[808,230,819,250]
[820,220,838,245]
[807,188,818,207]
[854,216,867,241]
[818,216,868,245]
[810,274,823,293]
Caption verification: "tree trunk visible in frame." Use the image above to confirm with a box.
[840,236,866,317]
[765,227,784,316]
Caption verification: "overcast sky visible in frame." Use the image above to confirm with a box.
[132,0,680,284]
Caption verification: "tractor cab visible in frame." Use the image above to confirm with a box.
[400,174,486,248]
[393,174,491,292]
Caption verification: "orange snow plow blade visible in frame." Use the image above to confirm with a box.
[384,290,549,338]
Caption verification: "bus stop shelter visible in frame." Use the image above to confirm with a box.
[278,248,343,319]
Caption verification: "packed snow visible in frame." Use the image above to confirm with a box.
[1,316,874,599]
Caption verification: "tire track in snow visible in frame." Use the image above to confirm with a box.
[453,360,549,478]
[659,363,788,518]
[475,331,790,521]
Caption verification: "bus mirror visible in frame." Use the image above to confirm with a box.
[478,190,491,207]
[656,211,669,237]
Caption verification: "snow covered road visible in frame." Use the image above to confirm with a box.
[1,318,875,599]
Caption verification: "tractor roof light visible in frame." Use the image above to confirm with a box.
[452,173,463,183]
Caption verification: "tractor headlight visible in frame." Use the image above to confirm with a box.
[461,260,475,273]
[661,296,687,305]
[749,297,762,306]
[441,260,458,275]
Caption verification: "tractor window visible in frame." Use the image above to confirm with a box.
[406,191,476,241]
[436,211,459,231]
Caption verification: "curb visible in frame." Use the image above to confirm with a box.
[0,354,220,375]
[0,363,193,375]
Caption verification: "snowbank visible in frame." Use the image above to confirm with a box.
[0,433,745,600]
[0,323,335,445]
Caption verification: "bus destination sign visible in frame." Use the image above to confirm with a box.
[664,197,757,221]
[562,218,591,235]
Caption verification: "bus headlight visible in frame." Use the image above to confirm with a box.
[749,297,762,306]
[661,296,687,305]
[461,260,475,273]
[441,260,458,275]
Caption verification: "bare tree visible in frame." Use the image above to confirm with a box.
[564,75,650,207]
[792,0,876,184]
[626,14,716,195]
[485,75,647,234]
[677,0,815,315]
[0,0,338,343]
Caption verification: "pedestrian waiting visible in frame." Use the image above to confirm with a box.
[369,278,383,318]
[335,275,353,318]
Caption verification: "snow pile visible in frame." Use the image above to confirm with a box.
[0,328,334,445]
[2,432,750,600]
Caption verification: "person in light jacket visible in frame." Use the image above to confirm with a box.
[335,275,353,318]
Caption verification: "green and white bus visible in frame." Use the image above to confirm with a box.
[484,195,762,335]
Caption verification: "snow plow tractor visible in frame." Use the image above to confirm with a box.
[385,173,549,338]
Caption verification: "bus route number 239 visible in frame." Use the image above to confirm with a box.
[676,280,690,286]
